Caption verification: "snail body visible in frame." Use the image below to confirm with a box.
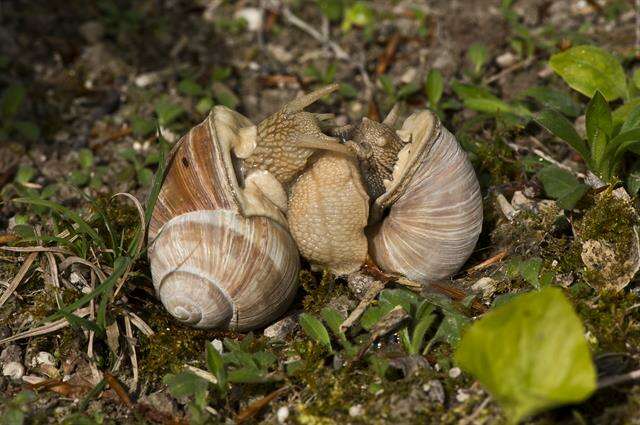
[148,85,347,330]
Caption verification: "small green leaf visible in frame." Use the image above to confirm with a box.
[523,86,581,117]
[467,43,489,76]
[426,69,444,107]
[196,97,214,115]
[613,98,640,129]
[339,83,359,99]
[397,82,420,100]
[517,257,543,289]
[137,168,154,186]
[78,149,94,169]
[318,0,343,22]
[69,171,90,187]
[212,67,232,81]
[13,121,40,141]
[131,116,155,137]
[634,69,640,90]
[228,367,268,383]
[299,313,332,351]
[452,82,496,101]
[163,371,208,398]
[464,98,531,118]
[178,79,203,97]
[214,90,239,110]
[585,91,612,165]
[206,342,227,392]
[455,287,597,423]
[549,45,628,101]
[626,160,640,195]
[341,1,375,31]
[1,84,26,119]
[621,104,640,133]
[378,75,395,97]
[537,165,587,209]
[410,312,436,355]
[155,98,185,126]
[536,109,590,161]
[14,165,36,184]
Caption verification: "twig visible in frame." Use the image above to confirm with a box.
[376,33,402,75]
[0,307,91,345]
[354,305,409,362]
[340,278,386,332]
[277,4,372,90]
[0,252,37,308]
[483,57,535,85]
[236,386,289,423]
[127,311,155,337]
[0,246,70,254]
[183,365,218,385]
[124,315,139,391]
[467,250,508,273]
[598,368,640,389]
[104,372,134,409]
[460,396,492,425]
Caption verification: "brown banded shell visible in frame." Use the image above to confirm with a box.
[148,106,300,330]
[368,110,483,282]
[287,152,369,275]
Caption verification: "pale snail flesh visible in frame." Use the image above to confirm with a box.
[148,85,351,330]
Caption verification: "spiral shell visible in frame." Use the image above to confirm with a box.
[287,152,369,275]
[148,106,300,330]
[368,110,483,282]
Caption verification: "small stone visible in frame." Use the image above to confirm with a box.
[496,52,517,68]
[32,351,56,367]
[347,272,377,300]
[277,406,289,423]
[471,277,496,299]
[268,44,294,63]
[424,379,445,404]
[349,404,364,417]
[456,389,470,402]
[399,68,417,84]
[210,339,224,353]
[448,367,461,379]
[235,8,263,32]
[511,191,535,211]
[135,72,161,88]
[3,362,25,380]
[264,313,299,339]
[0,345,22,363]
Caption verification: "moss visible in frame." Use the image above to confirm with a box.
[300,270,350,314]
[137,301,235,381]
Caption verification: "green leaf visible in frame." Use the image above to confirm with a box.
[613,98,640,129]
[634,69,640,90]
[13,121,40,141]
[378,75,395,97]
[206,342,227,392]
[339,83,359,99]
[523,86,581,117]
[14,165,36,184]
[626,160,640,196]
[467,43,489,75]
[621,104,640,133]
[131,116,155,137]
[228,367,268,383]
[341,1,375,31]
[397,82,420,100]
[549,45,628,101]
[455,287,597,423]
[536,109,590,161]
[379,289,419,314]
[426,69,444,107]
[431,309,470,347]
[79,149,94,169]
[517,257,543,289]
[537,165,587,209]
[196,97,214,115]
[410,312,436,355]
[137,168,154,186]
[299,313,332,351]
[178,79,203,97]
[155,98,185,126]
[463,98,531,118]
[585,91,612,165]
[214,90,239,110]
[1,84,26,119]
[212,67,232,81]
[318,0,343,21]
[163,371,208,398]
[611,128,640,165]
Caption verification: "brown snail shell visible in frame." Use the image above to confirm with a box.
[368,110,483,282]
[148,106,300,330]
[287,152,369,275]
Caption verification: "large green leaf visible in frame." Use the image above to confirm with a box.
[523,86,581,117]
[536,109,590,161]
[585,91,612,166]
[455,287,597,424]
[549,45,628,101]
[537,165,587,209]
[299,313,332,351]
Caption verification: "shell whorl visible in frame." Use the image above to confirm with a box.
[369,111,483,282]
[150,210,300,330]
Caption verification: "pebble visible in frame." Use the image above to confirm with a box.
[263,313,298,339]
[349,404,364,417]
[277,406,290,423]
[496,52,517,68]
[448,367,461,379]
[2,361,25,380]
[423,379,445,404]
[456,389,470,402]
[210,339,224,353]
[235,8,263,32]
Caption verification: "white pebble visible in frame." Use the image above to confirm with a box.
[235,8,263,32]
[456,390,470,402]
[277,406,289,423]
[3,362,25,380]
[210,339,223,353]
[34,351,56,367]
[448,367,461,379]
[349,404,364,417]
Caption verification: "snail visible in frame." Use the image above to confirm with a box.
[148,84,350,330]
[287,105,482,282]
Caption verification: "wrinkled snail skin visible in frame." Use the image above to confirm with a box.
[148,104,305,331]
[367,111,483,283]
[287,152,369,275]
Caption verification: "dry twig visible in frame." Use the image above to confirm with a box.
[0,252,37,308]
